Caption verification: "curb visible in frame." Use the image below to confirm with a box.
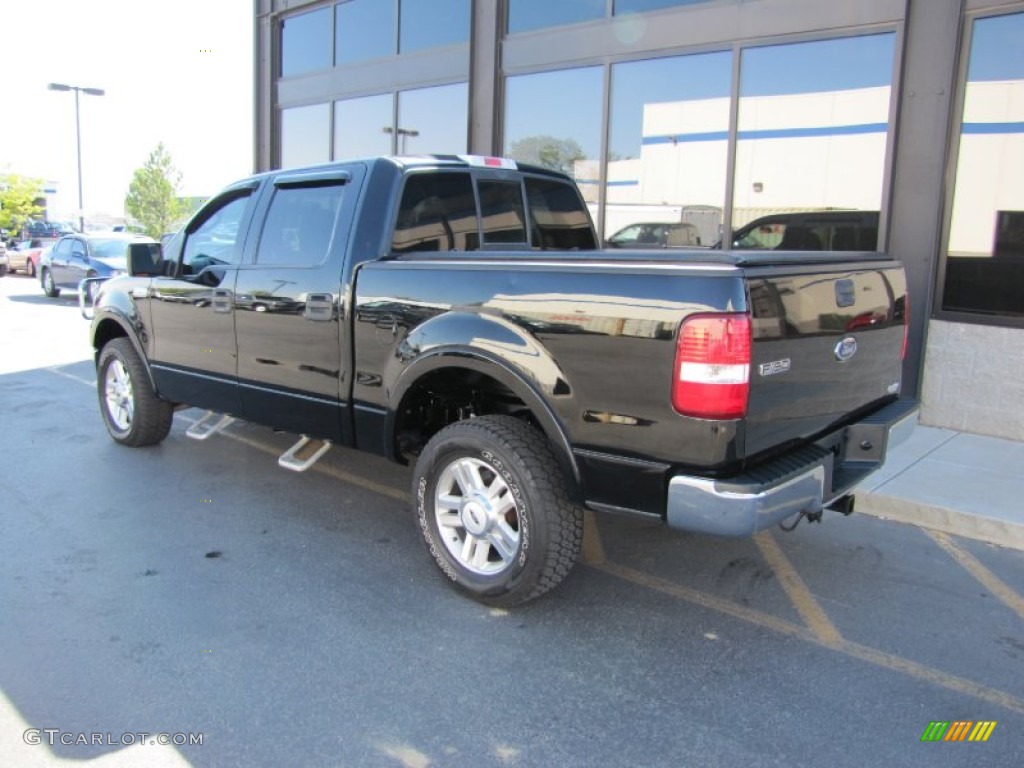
[856,491,1024,552]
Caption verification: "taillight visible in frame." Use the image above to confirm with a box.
[672,313,751,419]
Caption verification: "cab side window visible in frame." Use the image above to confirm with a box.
[181,194,251,277]
[70,239,87,259]
[256,183,345,266]
[392,172,478,253]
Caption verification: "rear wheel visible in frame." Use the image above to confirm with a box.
[413,415,582,606]
[26,259,36,278]
[42,268,60,297]
[97,338,173,446]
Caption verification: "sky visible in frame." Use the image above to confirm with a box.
[0,0,253,222]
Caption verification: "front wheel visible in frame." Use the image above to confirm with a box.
[41,268,60,297]
[97,338,173,446]
[413,415,582,606]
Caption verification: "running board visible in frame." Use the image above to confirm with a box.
[185,411,236,441]
[278,436,331,472]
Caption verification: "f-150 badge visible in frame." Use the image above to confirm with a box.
[759,359,791,376]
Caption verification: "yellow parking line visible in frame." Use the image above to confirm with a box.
[755,531,844,648]
[46,368,1024,715]
[596,560,807,638]
[581,510,606,565]
[596,560,1024,716]
[926,530,1024,621]
[219,430,408,502]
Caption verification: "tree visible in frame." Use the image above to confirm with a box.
[124,143,188,238]
[0,174,45,235]
[507,135,586,174]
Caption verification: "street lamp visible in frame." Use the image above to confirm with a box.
[382,125,420,155]
[48,82,105,232]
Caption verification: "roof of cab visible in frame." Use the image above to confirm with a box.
[234,155,571,190]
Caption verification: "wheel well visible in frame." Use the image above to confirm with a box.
[93,319,129,356]
[393,366,581,500]
[394,368,538,460]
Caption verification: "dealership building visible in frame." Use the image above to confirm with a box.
[254,0,1024,440]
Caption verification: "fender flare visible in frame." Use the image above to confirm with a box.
[91,308,159,391]
[386,348,581,492]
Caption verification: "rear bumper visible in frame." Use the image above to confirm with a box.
[666,398,918,536]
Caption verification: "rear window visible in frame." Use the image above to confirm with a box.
[525,177,596,250]
[478,180,527,244]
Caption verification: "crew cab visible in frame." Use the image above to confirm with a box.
[88,156,916,606]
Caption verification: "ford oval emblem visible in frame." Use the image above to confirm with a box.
[834,336,858,362]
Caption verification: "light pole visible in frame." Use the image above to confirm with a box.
[382,125,420,155]
[48,82,105,232]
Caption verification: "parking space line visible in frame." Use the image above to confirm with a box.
[596,561,807,638]
[218,430,409,502]
[46,365,95,387]
[926,529,1024,621]
[596,561,1024,716]
[755,531,844,648]
[44,370,1024,715]
[581,510,606,565]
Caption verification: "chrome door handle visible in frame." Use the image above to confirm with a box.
[304,292,333,321]
[212,288,233,314]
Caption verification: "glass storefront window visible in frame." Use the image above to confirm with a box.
[507,0,605,35]
[614,0,711,14]
[504,67,603,186]
[401,0,470,53]
[941,12,1024,319]
[281,6,333,77]
[396,83,469,154]
[732,33,895,250]
[335,94,394,160]
[336,0,395,65]
[605,51,731,243]
[280,104,331,169]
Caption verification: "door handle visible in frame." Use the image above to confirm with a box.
[212,288,233,314]
[304,292,334,321]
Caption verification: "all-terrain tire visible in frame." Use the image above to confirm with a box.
[413,415,582,606]
[97,338,173,446]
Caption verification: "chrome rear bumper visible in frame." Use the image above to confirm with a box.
[666,399,919,536]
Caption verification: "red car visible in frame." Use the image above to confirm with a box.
[6,239,53,277]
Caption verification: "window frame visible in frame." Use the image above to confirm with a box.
[933,4,1024,329]
[252,173,352,268]
[176,186,259,279]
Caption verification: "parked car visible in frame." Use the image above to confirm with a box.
[40,233,156,302]
[89,155,914,606]
[727,210,880,251]
[23,220,69,239]
[6,238,53,277]
[606,221,703,248]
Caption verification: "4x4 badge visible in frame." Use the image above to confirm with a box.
[834,336,858,362]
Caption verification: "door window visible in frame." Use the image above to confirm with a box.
[256,183,345,266]
[181,194,251,280]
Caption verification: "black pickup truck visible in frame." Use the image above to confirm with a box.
[89,155,916,605]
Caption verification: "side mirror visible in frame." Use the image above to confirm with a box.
[127,242,164,276]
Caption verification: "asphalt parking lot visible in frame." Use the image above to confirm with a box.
[1,273,1022,767]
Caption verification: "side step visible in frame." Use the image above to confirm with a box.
[186,411,236,441]
[278,436,331,472]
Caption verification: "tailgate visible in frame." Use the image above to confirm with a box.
[744,261,907,458]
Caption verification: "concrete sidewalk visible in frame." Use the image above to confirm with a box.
[857,424,1024,551]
